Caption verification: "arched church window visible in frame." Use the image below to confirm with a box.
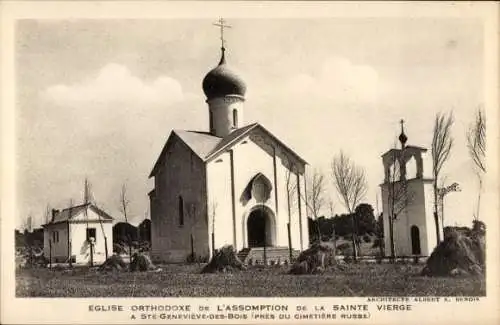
[389,160,401,182]
[406,155,417,180]
[233,109,238,128]
[178,196,184,226]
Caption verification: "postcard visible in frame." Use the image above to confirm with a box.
[1,1,498,324]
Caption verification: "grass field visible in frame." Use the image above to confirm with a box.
[16,263,485,297]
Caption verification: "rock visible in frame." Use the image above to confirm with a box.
[201,245,246,273]
[129,253,157,272]
[290,242,336,275]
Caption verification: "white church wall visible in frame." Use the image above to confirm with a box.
[299,171,309,250]
[276,155,300,250]
[206,129,309,253]
[381,179,438,257]
[206,151,235,252]
[392,181,425,256]
[275,149,308,251]
[151,135,209,263]
[232,134,278,250]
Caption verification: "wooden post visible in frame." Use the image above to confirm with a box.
[90,240,94,267]
[263,242,267,265]
[190,233,195,261]
[262,206,267,265]
[49,239,52,269]
[211,232,215,257]
[68,241,72,267]
[104,236,109,260]
[287,223,293,262]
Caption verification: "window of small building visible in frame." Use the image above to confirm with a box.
[86,228,96,242]
[52,231,59,243]
[179,196,184,226]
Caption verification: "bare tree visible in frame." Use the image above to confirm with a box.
[467,107,486,220]
[120,183,132,262]
[44,204,52,225]
[187,202,198,262]
[65,198,74,266]
[23,214,33,265]
[306,169,326,242]
[285,160,297,223]
[283,159,299,260]
[431,111,454,243]
[331,150,367,260]
[83,179,100,266]
[327,197,336,244]
[23,214,33,233]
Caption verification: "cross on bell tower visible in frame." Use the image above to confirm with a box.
[399,119,408,149]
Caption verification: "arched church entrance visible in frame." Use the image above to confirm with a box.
[247,207,275,248]
[410,225,421,255]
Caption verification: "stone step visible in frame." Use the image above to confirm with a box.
[238,247,300,265]
[236,248,251,263]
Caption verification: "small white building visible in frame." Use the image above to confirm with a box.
[380,126,443,257]
[149,46,309,263]
[43,203,114,264]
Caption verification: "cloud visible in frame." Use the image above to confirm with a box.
[26,64,205,227]
[43,63,185,107]
[284,56,381,104]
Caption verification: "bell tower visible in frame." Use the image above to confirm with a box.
[202,18,247,138]
[380,120,441,257]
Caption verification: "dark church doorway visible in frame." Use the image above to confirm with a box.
[410,225,421,255]
[247,208,273,248]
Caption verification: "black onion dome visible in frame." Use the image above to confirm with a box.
[202,49,246,100]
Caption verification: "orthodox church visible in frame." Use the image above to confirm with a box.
[148,30,309,263]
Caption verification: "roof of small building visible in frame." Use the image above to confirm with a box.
[149,122,307,177]
[44,203,114,226]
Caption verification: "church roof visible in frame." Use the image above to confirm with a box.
[149,123,307,177]
[173,130,222,158]
[206,123,258,157]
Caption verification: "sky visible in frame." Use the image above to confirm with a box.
[15,18,487,229]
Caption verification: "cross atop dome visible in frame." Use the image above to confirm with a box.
[213,18,232,50]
